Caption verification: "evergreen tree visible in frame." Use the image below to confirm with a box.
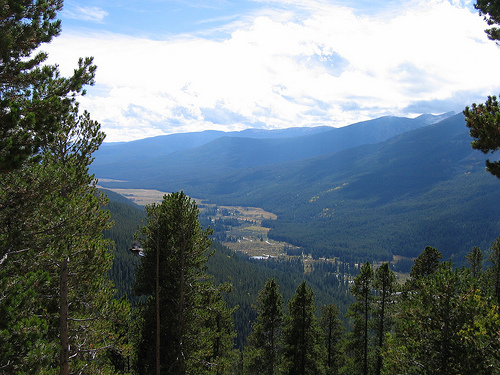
[409,246,442,280]
[475,0,500,42]
[463,1,500,178]
[466,246,484,278]
[372,263,397,375]
[0,85,127,374]
[345,262,374,375]
[134,192,233,374]
[320,304,343,375]
[486,236,500,306]
[193,281,236,375]
[464,96,500,178]
[282,281,326,375]
[386,262,500,374]
[0,0,97,172]
[0,7,127,368]
[244,278,284,375]
[404,246,442,293]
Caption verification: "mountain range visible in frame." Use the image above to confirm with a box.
[93,112,500,262]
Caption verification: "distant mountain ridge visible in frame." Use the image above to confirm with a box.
[92,112,454,185]
[94,112,500,262]
[95,125,336,165]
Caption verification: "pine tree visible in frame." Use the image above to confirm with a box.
[463,1,500,179]
[320,304,343,375]
[372,263,397,375]
[134,192,233,374]
[1,2,130,373]
[464,96,500,178]
[475,0,500,42]
[0,1,97,172]
[192,280,236,375]
[487,236,500,306]
[387,262,500,374]
[466,246,484,278]
[345,261,374,375]
[282,281,326,375]
[410,246,442,280]
[244,278,284,375]
[0,90,127,374]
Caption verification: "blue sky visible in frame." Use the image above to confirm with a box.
[43,0,500,142]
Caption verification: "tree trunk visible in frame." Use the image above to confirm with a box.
[376,277,387,375]
[301,300,306,375]
[327,318,333,370]
[177,230,187,373]
[363,291,368,375]
[156,235,160,375]
[59,257,69,375]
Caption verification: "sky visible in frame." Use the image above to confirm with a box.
[42,0,500,142]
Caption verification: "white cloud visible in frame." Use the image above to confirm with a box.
[63,6,109,23]
[45,0,500,142]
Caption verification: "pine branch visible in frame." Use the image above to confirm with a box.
[0,247,30,265]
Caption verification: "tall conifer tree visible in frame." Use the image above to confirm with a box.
[372,263,397,375]
[0,1,128,370]
[345,261,374,375]
[463,1,500,178]
[0,75,127,374]
[466,246,484,278]
[134,192,233,374]
[320,304,343,375]
[282,281,326,375]
[244,278,284,375]
[487,236,500,306]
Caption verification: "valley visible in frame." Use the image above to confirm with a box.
[101,185,289,258]
[102,186,411,276]
[94,113,500,265]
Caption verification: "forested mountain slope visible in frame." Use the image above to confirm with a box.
[91,113,450,187]
[101,195,355,349]
[96,113,500,262]
[101,189,144,298]
[197,114,500,261]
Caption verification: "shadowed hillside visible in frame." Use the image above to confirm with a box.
[95,113,500,262]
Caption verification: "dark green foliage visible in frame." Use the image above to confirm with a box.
[409,246,442,280]
[372,263,397,375]
[466,245,484,277]
[282,281,326,375]
[463,1,500,179]
[486,236,500,306]
[102,193,145,299]
[320,304,344,375]
[345,262,374,375]
[205,243,353,350]
[0,1,100,172]
[387,262,500,374]
[0,3,130,371]
[464,95,500,178]
[244,278,284,375]
[134,192,234,374]
[475,0,500,41]
[0,270,55,373]
[0,78,126,373]
[0,0,62,171]
[405,246,442,292]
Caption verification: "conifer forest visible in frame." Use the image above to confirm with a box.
[3,1,500,374]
